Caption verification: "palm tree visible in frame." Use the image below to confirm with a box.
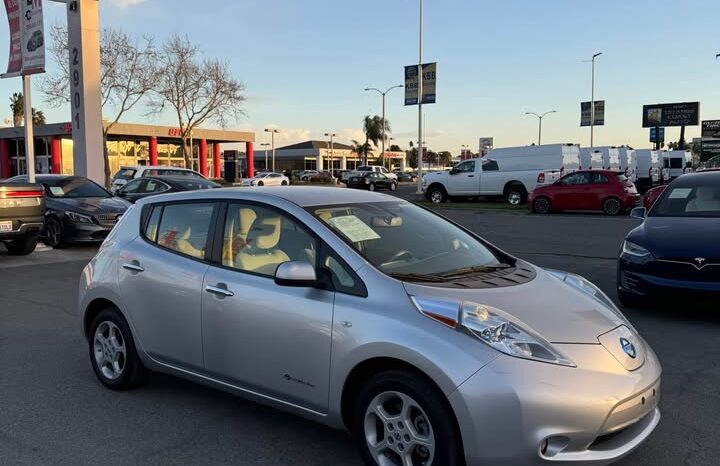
[362,115,390,165]
[351,139,373,164]
[32,109,46,126]
[10,92,23,127]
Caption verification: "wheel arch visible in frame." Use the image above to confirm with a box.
[427,182,447,194]
[83,298,122,339]
[503,180,528,195]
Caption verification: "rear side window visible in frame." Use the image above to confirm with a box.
[615,174,628,182]
[482,160,499,171]
[591,173,609,183]
[144,206,162,241]
[669,158,683,169]
[114,168,136,181]
[150,203,215,259]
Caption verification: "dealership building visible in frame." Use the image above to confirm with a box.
[258,140,407,172]
[0,122,255,179]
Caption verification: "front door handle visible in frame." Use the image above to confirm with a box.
[205,284,234,297]
[467,175,474,178]
[122,262,144,273]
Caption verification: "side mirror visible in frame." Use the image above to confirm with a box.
[630,207,646,220]
[449,168,459,175]
[275,261,318,287]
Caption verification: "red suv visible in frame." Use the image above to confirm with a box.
[529,170,641,215]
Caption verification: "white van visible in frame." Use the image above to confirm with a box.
[617,148,634,174]
[632,150,661,191]
[111,165,205,192]
[661,150,692,182]
[579,148,605,170]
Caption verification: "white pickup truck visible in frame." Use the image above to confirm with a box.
[422,144,580,204]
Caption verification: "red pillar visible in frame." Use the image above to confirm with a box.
[246,141,254,178]
[213,143,221,179]
[149,136,158,166]
[51,136,62,174]
[199,139,208,177]
[0,139,10,178]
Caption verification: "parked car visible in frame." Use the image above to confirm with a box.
[643,185,667,210]
[116,176,220,203]
[356,165,398,180]
[0,181,45,255]
[79,187,661,466]
[240,172,289,187]
[395,171,417,182]
[346,172,397,191]
[111,166,205,192]
[298,170,320,182]
[27,30,44,52]
[422,144,580,205]
[618,171,720,305]
[7,175,129,248]
[529,170,641,215]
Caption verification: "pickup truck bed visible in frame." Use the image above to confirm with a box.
[0,183,45,255]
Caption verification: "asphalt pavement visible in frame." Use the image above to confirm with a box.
[1,209,718,466]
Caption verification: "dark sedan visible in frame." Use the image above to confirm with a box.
[618,171,720,305]
[395,171,418,182]
[8,175,129,248]
[116,175,220,203]
[346,172,397,191]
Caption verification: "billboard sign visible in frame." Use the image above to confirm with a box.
[405,62,437,105]
[479,137,494,150]
[2,0,45,78]
[580,101,605,126]
[701,120,720,138]
[649,127,665,143]
[642,102,699,128]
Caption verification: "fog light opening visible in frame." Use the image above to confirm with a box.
[539,436,570,458]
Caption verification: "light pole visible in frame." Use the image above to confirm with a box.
[189,131,194,170]
[416,0,424,193]
[364,85,403,164]
[461,144,468,159]
[260,143,270,171]
[525,110,557,145]
[590,52,602,149]
[264,128,280,172]
[324,132,336,177]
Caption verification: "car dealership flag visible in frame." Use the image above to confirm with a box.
[2,0,45,78]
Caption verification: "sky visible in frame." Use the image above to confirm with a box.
[1,0,719,153]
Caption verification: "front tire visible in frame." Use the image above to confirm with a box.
[88,308,147,390]
[43,216,64,248]
[281,180,288,186]
[257,181,264,187]
[427,186,447,204]
[368,183,376,192]
[4,233,38,255]
[352,370,463,466]
[603,197,622,216]
[532,197,551,214]
[389,182,397,191]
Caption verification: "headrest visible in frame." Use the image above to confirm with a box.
[248,216,282,249]
[237,208,257,237]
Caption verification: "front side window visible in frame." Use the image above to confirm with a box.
[653,185,720,217]
[310,201,505,279]
[144,180,169,193]
[153,203,215,259]
[561,172,591,185]
[122,179,144,194]
[455,161,475,173]
[222,204,317,277]
[591,173,609,183]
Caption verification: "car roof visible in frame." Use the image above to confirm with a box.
[671,171,720,187]
[143,175,216,183]
[136,186,399,208]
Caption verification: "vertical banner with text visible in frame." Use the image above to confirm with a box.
[2,0,45,78]
[405,62,437,105]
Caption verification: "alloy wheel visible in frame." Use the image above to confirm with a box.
[604,199,621,215]
[364,391,435,466]
[534,198,550,214]
[430,190,443,204]
[507,191,522,205]
[45,218,61,247]
[93,321,127,381]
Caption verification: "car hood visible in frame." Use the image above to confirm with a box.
[628,216,720,258]
[48,196,130,215]
[403,267,625,344]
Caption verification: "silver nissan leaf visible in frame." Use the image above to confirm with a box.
[79,187,661,466]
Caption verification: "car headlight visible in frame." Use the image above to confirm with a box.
[544,269,634,329]
[66,211,94,224]
[410,296,575,367]
[622,240,652,258]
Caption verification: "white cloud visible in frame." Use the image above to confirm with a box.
[110,0,148,7]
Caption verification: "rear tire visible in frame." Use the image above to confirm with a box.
[4,233,38,255]
[352,370,463,466]
[505,185,527,205]
[88,308,147,391]
[532,197,551,214]
[603,197,622,216]
[281,180,288,186]
[257,181,264,187]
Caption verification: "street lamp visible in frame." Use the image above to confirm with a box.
[324,132,336,177]
[590,52,602,149]
[525,110,557,145]
[264,128,280,172]
[260,143,270,171]
[364,85,403,166]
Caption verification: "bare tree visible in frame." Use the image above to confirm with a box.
[148,35,246,169]
[40,25,157,186]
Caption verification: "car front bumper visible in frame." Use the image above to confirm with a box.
[450,341,662,466]
[618,261,720,297]
[61,218,115,243]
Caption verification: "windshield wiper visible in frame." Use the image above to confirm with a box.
[387,272,447,283]
[439,264,512,278]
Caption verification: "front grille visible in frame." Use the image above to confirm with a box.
[654,258,720,281]
[94,214,120,227]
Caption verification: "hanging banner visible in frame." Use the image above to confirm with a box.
[2,0,45,78]
[580,101,605,126]
[405,62,437,105]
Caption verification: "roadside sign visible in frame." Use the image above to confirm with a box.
[2,0,45,78]
[405,62,437,106]
[649,127,665,143]
[701,120,720,138]
[642,102,699,128]
[701,140,720,162]
[580,101,605,126]
[479,137,494,151]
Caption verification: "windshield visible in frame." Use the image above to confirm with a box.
[43,178,110,198]
[652,185,720,218]
[113,168,136,181]
[309,201,505,278]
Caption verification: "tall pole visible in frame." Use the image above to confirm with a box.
[364,85,402,169]
[590,52,602,150]
[525,111,556,146]
[189,131,194,170]
[325,132,336,177]
[271,131,276,172]
[538,117,542,146]
[416,0,424,193]
[261,143,270,170]
[22,76,36,182]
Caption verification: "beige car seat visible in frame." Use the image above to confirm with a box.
[223,208,257,266]
[686,187,720,212]
[233,215,289,275]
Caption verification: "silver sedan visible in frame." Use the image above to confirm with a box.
[79,187,661,466]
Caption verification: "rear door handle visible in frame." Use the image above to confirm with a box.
[467,175,474,178]
[205,284,234,297]
[122,262,144,273]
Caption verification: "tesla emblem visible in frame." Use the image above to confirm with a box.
[620,338,637,359]
[694,257,707,269]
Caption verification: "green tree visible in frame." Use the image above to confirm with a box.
[32,109,46,126]
[9,92,23,126]
[351,139,373,163]
[361,115,389,165]
[389,144,402,152]
[438,151,453,167]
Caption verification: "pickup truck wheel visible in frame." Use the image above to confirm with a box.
[44,217,64,248]
[532,197,551,214]
[4,233,38,255]
[428,187,447,204]
[505,186,527,205]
